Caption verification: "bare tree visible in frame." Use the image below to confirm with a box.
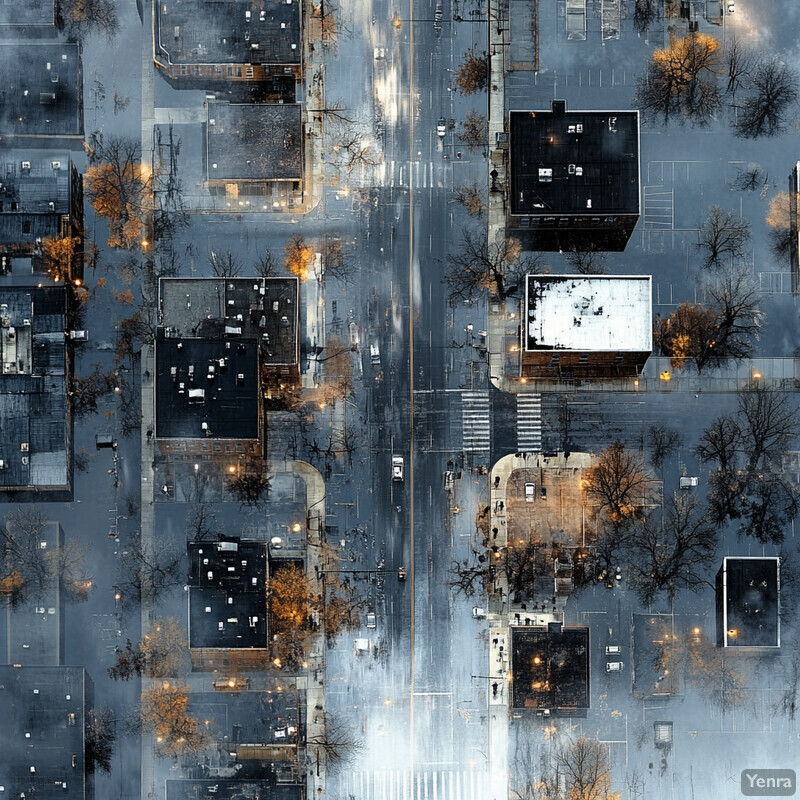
[734,56,799,138]
[766,190,793,264]
[454,49,489,94]
[208,250,241,278]
[774,647,800,721]
[85,708,117,774]
[740,473,800,545]
[323,237,356,284]
[458,110,488,149]
[115,530,183,609]
[732,163,763,191]
[448,551,494,598]
[582,441,653,526]
[564,247,608,275]
[724,38,756,95]
[445,229,543,302]
[228,473,271,508]
[306,712,364,774]
[642,424,682,470]
[184,501,221,542]
[627,495,718,603]
[537,735,617,800]
[696,206,751,270]
[57,0,119,39]
[633,0,660,36]
[696,415,741,470]
[737,381,799,469]
[255,249,279,277]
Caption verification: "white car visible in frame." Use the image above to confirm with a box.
[727,1,734,11]
[392,455,404,482]
[605,645,621,656]
[524,482,536,502]
[366,612,377,628]
[606,661,624,673]
[437,117,447,138]
[472,607,486,619]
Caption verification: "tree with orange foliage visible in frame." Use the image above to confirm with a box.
[635,32,722,124]
[583,442,652,526]
[455,50,488,94]
[766,190,793,263]
[284,234,314,281]
[139,683,208,758]
[40,235,82,281]
[85,136,151,250]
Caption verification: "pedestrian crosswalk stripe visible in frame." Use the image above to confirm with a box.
[516,393,542,452]
[461,391,490,453]
[344,769,490,800]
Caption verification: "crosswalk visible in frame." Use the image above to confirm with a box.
[461,391,490,453]
[516,394,542,453]
[343,769,491,800]
[375,160,444,189]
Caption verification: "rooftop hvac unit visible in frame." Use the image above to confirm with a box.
[217,541,238,552]
[188,388,205,404]
[39,92,56,105]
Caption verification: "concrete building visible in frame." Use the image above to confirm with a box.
[508,101,640,251]
[0,665,94,799]
[0,42,84,150]
[510,623,590,715]
[187,538,269,671]
[154,277,299,459]
[0,149,83,280]
[716,556,780,650]
[521,274,652,380]
[0,286,71,494]
[2,520,66,666]
[153,0,302,86]
[206,101,303,204]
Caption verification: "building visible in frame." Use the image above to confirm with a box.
[206,101,303,203]
[154,277,299,459]
[521,274,652,379]
[0,665,94,799]
[788,162,800,293]
[0,149,83,279]
[716,557,780,649]
[510,623,590,715]
[187,538,268,671]
[508,101,640,251]
[0,286,71,494]
[0,42,84,150]
[153,0,302,86]
[3,520,66,666]
[0,0,55,31]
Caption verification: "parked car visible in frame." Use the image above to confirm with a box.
[437,117,447,137]
[606,661,624,672]
[680,476,699,489]
[392,455,404,481]
[525,482,536,502]
[605,645,621,656]
[443,470,455,492]
[370,343,381,365]
[397,566,406,581]
[727,1,734,11]
[472,607,486,619]
[366,612,377,629]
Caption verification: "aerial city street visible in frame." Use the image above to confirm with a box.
[1,0,800,797]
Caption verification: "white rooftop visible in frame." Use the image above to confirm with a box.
[524,275,652,352]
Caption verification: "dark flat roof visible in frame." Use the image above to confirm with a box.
[718,557,780,648]
[0,286,68,489]
[166,779,303,800]
[207,102,302,182]
[0,665,92,800]
[509,104,639,216]
[511,625,590,712]
[6,521,64,665]
[189,689,299,745]
[0,150,76,251]
[0,43,83,139]
[188,539,268,649]
[154,330,259,440]
[160,277,299,366]
[155,0,301,66]
[0,0,54,25]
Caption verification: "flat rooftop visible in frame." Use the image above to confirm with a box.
[0,0,54,25]
[187,539,268,649]
[0,43,83,139]
[155,0,301,66]
[509,104,639,216]
[160,277,299,366]
[717,557,780,648]
[154,329,259,440]
[0,150,75,251]
[0,665,92,800]
[524,275,652,352]
[207,102,302,182]
[511,625,590,712]
[6,521,64,665]
[0,286,69,490]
